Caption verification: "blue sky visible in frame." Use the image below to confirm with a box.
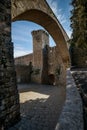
[12,0,72,58]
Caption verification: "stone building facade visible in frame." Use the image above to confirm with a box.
[15,30,66,85]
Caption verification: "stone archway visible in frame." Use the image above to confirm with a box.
[0,0,70,129]
[12,0,70,67]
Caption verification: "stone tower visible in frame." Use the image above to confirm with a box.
[31,30,49,83]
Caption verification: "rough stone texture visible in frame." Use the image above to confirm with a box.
[12,0,70,67]
[15,65,32,83]
[0,0,20,129]
[48,46,66,85]
[32,30,49,83]
[55,69,84,130]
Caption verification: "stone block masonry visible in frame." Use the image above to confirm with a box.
[0,0,20,129]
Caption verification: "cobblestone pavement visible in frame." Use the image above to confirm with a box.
[9,84,66,130]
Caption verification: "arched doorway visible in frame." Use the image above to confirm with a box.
[48,74,55,85]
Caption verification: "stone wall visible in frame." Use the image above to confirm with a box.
[0,1,20,129]
[48,46,66,85]
[55,69,84,130]
[15,53,33,66]
[48,47,56,74]
[15,65,31,83]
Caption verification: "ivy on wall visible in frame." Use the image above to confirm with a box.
[55,65,61,79]
[33,68,40,75]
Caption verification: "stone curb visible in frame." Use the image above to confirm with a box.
[55,69,84,130]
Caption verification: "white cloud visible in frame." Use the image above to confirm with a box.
[12,34,31,43]
[46,0,66,24]
[14,45,32,58]
[66,29,72,38]
[46,0,72,38]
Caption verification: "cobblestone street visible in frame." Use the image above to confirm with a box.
[9,84,66,130]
